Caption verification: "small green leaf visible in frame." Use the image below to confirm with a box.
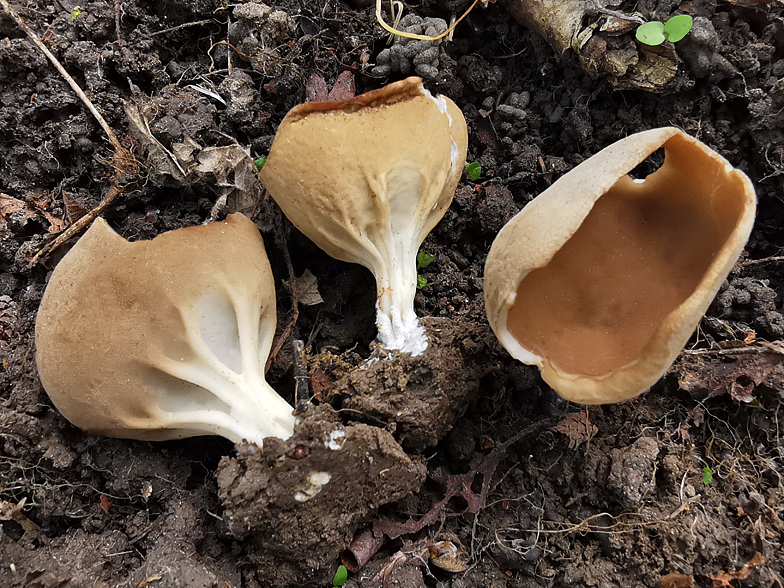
[417,275,427,289]
[333,564,348,587]
[635,21,666,45]
[71,6,82,18]
[663,14,693,42]
[416,252,435,270]
[702,466,713,485]
[465,161,482,181]
[253,156,267,170]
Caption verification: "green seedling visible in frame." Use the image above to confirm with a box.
[253,156,267,170]
[636,15,693,46]
[333,564,348,587]
[702,466,713,485]
[416,252,435,289]
[417,252,435,270]
[71,6,82,18]
[464,161,481,181]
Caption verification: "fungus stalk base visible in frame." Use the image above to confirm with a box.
[376,303,428,356]
[372,246,429,355]
[153,357,297,446]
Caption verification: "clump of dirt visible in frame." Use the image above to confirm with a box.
[325,317,498,450]
[217,405,426,586]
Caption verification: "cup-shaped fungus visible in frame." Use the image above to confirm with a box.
[484,127,756,404]
[35,213,296,445]
[259,77,468,355]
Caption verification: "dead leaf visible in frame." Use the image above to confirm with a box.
[307,71,356,103]
[428,536,468,572]
[0,193,33,225]
[710,552,764,587]
[0,498,40,533]
[194,144,261,218]
[195,145,251,186]
[0,192,65,234]
[309,367,332,402]
[28,191,52,208]
[294,269,323,306]
[660,574,694,588]
[305,72,328,102]
[99,493,112,513]
[554,410,597,449]
[136,576,163,588]
[171,135,201,167]
[375,451,501,540]
[62,193,90,223]
[39,209,67,234]
[327,71,355,101]
[124,100,187,185]
[505,0,587,55]
[676,347,784,403]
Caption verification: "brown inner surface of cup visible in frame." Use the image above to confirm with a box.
[506,142,747,377]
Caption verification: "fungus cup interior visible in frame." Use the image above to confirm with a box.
[504,131,753,384]
[485,128,756,404]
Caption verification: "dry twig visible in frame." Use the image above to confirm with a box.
[0,1,139,265]
[266,218,300,371]
[0,0,123,153]
[29,185,124,266]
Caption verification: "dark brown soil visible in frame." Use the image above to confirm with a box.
[1,1,783,587]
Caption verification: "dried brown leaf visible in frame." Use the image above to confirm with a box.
[428,536,468,572]
[0,193,30,220]
[62,193,90,223]
[676,348,784,403]
[308,367,332,403]
[327,71,355,101]
[554,410,597,449]
[0,192,66,233]
[39,209,67,234]
[0,498,40,533]
[710,552,764,586]
[136,576,163,588]
[294,269,323,306]
[305,72,328,102]
[660,574,694,588]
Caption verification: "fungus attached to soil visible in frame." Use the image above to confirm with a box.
[35,213,296,445]
[258,76,468,355]
[484,127,757,404]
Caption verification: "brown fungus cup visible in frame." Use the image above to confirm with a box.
[259,77,467,356]
[484,127,756,404]
[35,214,296,445]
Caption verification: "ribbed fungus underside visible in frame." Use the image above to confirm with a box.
[506,134,748,377]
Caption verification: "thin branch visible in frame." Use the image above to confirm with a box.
[742,255,784,267]
[1,0,123,153]
[681,341,784,356]
[266,219,300,372]
[113,0,122,42]
[29,185,123,266]
[292,339,309,405]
